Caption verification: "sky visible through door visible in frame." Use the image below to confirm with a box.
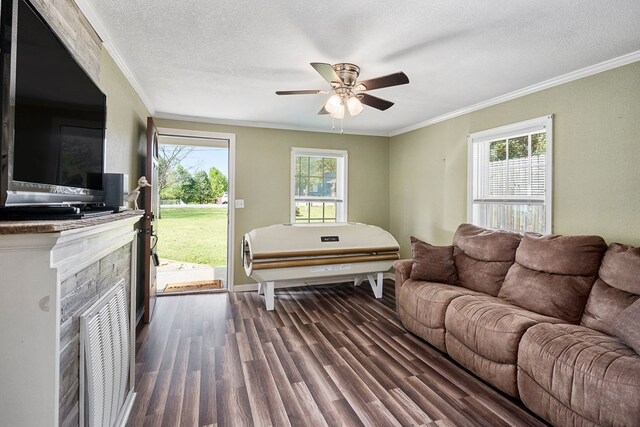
[178,147,228,177]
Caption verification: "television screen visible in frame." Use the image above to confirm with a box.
[12,0,105,191]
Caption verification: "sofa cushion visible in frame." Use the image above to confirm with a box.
[500,264,597,324]
[453,223,522,262]
[452,223,522,296]
[409,236,458,284]
[514,233,606,276]
[598,243,640,294]
[499,233,607,323]
[613,299,640,355]
[444,295,562,396]
[518,323,640,427]
[453,251,514,297]
[397,279,481,352]
[581,279,639,335]
[445,334,519,397]
[581,243,640,334]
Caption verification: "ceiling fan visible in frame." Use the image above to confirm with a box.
[276,63,409,118]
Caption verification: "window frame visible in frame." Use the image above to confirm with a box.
[290,147,348,224]
[467,115,553,234]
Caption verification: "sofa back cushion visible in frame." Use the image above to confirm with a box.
[613,299,640,354]
[409,236,458,284]
[498,233,607,323]
[598,243,640,294]
[581,243,640,334]
[453,223,522,296]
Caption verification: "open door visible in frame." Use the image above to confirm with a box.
[143,117,159,323]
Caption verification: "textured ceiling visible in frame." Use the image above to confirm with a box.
[79,0,640,136]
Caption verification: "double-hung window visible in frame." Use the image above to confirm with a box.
[468,115,553,234]
[291,148,347,223]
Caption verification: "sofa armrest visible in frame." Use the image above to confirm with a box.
[393,259,413,304]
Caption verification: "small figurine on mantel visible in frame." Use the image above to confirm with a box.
[127,176,151,210]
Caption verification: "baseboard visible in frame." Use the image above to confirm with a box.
[233,272,394,293]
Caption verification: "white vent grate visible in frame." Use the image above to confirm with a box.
[80,280,130,427]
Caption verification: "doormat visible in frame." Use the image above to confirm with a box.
[163,279,223,293]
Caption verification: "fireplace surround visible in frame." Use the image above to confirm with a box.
[0,211,141,426]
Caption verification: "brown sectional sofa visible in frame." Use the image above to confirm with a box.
[394,224,640,427]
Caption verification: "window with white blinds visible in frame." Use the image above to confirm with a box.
[468,115,553,234]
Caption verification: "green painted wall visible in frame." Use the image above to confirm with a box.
[99,49,149,182]
[389,61,640,258]
[97,49,149,316]
[155,119,390,285]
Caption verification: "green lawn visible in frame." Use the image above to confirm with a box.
[295,202,336,223]
[157,207,227,266]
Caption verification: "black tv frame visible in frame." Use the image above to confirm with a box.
[0,0,106,208]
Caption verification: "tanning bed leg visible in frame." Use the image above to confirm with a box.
[257,282,264,295]
[353,276,365,287]
[264,281,275,311]
[367,272,384,298]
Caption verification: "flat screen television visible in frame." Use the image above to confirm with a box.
[0,0,106,207]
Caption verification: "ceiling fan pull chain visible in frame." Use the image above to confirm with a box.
[331,116,335,131]
[341,117,344,134]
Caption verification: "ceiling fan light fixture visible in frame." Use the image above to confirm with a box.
[324,94,342,114]
[347,95,364,116]
[330,103,345,119]
[276,62,409,125]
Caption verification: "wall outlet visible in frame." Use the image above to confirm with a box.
[235,199,245,209]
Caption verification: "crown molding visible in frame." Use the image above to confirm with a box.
[73,0,155,114]
[61,5,640,139]
[153,112,390,137]
[390,50,640,137]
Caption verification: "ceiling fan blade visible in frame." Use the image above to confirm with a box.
[318,106,330,115]
[276,90,327,95]
[356,72,409,91]
[310,62,342,86]
[360,93,394,111]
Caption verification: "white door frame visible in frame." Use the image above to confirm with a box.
[156,126,237,291]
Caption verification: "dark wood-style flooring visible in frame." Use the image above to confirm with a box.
[128,282,549,426]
